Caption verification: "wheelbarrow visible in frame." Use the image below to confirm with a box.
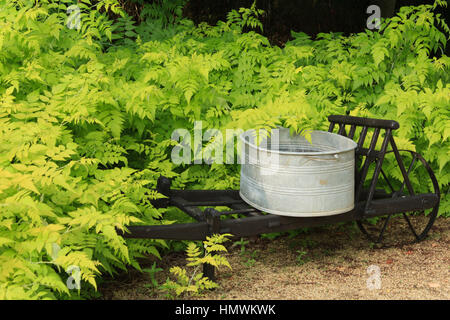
[120,115,440,280]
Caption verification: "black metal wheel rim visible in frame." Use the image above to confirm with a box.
[357,150,440,245]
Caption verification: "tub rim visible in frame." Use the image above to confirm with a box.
[240,128,358,156]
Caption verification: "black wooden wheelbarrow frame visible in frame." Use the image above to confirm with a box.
[120,115,441,280]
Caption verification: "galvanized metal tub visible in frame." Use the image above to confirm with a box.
[239,128,357,217]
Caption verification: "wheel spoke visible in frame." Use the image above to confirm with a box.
[402,212,420,241]
[376,214,392,243]
[380,168,395,194]
[398,153,417,196]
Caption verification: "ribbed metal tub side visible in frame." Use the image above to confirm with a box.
[239,129,357,217]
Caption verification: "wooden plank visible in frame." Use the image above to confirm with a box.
[121,194,438,240]
[121,222,209,240]
[170,189,241,202]
[364,193,439,216]
[328,115,399,130]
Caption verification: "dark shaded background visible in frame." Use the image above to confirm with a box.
[181,0,449,50]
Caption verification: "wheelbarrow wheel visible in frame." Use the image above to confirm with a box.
[357,150,440,246]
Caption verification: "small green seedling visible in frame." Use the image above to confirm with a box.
[143,262,163,288]
[243,258,256,267]
[295,250,308,265]
[233,238,249,255]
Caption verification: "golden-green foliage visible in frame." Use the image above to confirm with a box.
[0,0,170,299]
[160,234,232,298]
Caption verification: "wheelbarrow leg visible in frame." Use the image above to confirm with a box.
[202,261,215,281]
[202,208,221,281]
[150,176,172,209]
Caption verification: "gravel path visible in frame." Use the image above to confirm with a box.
[100,216,449,300]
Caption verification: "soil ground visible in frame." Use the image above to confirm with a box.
[99,215,449,300]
